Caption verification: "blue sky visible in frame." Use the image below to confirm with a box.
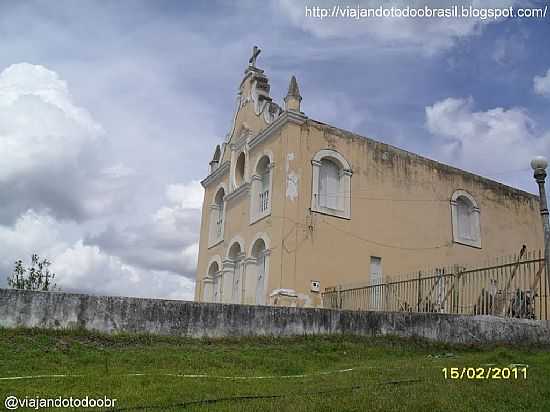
[0,0,549,299]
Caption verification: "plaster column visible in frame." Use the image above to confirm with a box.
[242,256,258,305]
[207,204,220,246]
[257,249,271,305]
[202,276,213,302]
[230,254,245,304]
[221,259,235,304]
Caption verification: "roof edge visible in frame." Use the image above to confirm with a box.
[307,118,538,201]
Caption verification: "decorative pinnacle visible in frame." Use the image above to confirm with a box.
[286,75,302,100]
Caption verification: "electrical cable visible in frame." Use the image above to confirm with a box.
[321,218,450,251]
[108,378,422,411]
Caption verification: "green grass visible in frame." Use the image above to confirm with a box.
[1,328,549,411]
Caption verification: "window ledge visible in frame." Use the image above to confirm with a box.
[225,182,250,202]
[250,209,271,225]
[311,206,350,220]
[208,237,224,249]
[453,239,482,249]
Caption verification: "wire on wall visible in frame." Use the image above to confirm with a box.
[321,218,451,251]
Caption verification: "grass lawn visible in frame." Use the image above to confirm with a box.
[0,328,549,411]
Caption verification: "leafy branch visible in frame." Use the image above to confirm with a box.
[7,254,59,291]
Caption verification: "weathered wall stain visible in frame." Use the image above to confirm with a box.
[285,152,299,201]
[2,288,550,345]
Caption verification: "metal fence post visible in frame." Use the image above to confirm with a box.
[531,157,550,298]
[416,271,422,312]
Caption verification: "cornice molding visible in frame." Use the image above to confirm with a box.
[225,182,250,202]
[230,131,251,151]
[201,161,230,188]
[248,110,307,149]
[243,257,258,264]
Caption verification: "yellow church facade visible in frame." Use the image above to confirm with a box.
[194,49,543,307]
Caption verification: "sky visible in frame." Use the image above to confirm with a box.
[0,0,549,300]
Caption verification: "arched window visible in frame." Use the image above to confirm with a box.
[451,190,481,248]
[214,189,224,236]
[259,161,270,209]
[250,155,273,223]
[311,149,352,219]
[235,152,246,187]
[208,187,225,246]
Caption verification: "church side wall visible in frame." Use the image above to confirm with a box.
[278,121,543,304]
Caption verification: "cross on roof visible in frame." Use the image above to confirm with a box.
[249,46,261,68]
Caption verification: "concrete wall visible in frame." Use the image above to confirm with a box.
[2,288,550,346]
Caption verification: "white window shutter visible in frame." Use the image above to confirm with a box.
[319,162,328,208]
[457,198,479,241]
[320,159,340,210]
[327,163,339,210]
[457,200,469,239]
[451,191,481,247]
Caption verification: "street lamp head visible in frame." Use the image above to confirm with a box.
[531,156,548,171]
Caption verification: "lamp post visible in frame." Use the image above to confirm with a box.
[531,156,550,288]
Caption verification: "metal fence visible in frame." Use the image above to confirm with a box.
[322,247,550,320]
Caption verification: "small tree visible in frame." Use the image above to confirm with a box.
[7,254,58,291]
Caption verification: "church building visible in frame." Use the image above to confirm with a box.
[194,48,543,307]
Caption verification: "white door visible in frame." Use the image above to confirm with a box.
[370,257,382,310]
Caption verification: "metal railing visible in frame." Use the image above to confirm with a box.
[322,248,550,320]
[259,190,269,213]
[216,216,223,237]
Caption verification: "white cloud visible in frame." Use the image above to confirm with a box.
[491,30,529,65]
[277,0,517,54]
[534,69,550,98]
[52,241,194,300]
[425,97,550,179]
[100,163,136,179]
[0,211,69,272]
[84,181,203,278]
[0,63,102,181]
[0,210,195,300]
[0,62,199,299]
[306,92,368,132]
[0,63,135,223]
[164,180,204,210]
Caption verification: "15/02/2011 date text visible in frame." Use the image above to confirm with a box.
[442,367,527,380]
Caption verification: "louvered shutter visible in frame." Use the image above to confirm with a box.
[319,159,340,210]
